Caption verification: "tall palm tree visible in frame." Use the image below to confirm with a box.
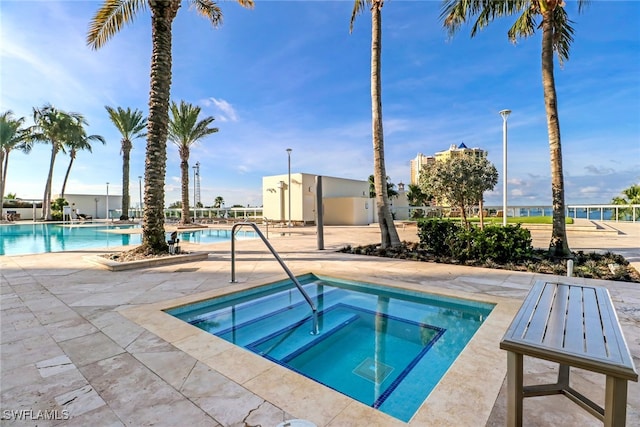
[88,0,253,253]
[351,0,401,249]
[105,106,147,220]
[60,127,106,198]
[31,104,86,220]
[0,111,32,213]
[168,100,218,225]
[441,0,588,258]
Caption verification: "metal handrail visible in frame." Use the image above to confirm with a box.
[230,222,318,335]
[263,217,269,239]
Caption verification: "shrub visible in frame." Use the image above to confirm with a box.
[417,220,533,264]
[417,219,462,257]
[475,224,534,263]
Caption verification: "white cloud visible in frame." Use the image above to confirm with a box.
[205,97,238,122]
[584,165,615,176]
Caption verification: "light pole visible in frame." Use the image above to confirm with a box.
[138,176,143,211]
[192,161,200,210]
[106,182,109,221]
[286,148,292,228]
[499,109,511,227]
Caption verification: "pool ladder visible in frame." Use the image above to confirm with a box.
[230,222,319,335]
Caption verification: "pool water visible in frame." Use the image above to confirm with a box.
[0,224,255,256]
[167,274,494,422]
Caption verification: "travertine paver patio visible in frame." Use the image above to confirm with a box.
[1,221,638,426]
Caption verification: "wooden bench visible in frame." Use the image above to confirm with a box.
[500,281,638,427]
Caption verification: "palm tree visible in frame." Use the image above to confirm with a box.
[368,174,398,199]
[213,196,224,209]
[612,183,640,220]
[168,100,218,225]
[441,0,589,257]
[0,111,32,213]
[406,184,432,207]
[31,104,86,220]
[351,0,401,248]
[105,106,147,220]
[60,126,106,199]
[88,0,253,253]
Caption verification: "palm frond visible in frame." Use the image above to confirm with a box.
[106,106,148,140]
[551,5,574,64]
[507,5,537,42]
[577,0,591,14]
[350,0,368,33]
[87,0,146,50]
[190,0,223,27]
[168,100,218,148]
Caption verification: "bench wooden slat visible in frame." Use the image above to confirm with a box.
[522,282,556,342]
[562,285,586,354]
[540,284,569,348]
[583,287,608,358]
[594,286,634,370]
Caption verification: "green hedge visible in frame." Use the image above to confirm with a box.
[417,219,533,263]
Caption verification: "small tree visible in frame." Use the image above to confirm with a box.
[420,155,498,228]
[213,196,224,208]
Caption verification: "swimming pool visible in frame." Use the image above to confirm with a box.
[0,224,255,256]
[167,274,494,422]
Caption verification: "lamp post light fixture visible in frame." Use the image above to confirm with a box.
[499,109,511,227]
[286,148,292,228]
[192,161,200,212]
[138,176,143,211]
[106,182,109,221]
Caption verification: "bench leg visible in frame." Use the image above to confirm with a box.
[604,375,628,427]
[507,351,523,427]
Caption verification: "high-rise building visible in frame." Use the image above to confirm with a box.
[409,153,435,185]
[410,143,488,185]
[435,142,487,162]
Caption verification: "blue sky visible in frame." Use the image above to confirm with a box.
[2,0,639,208]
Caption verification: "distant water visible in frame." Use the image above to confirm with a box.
[517,207,627,221]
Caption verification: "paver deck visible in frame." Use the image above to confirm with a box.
[1,221,638,426]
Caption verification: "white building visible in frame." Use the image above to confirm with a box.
[55,193,123,219]
[262,173,408,226]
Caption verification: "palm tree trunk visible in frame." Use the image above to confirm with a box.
[371,1,400,249]
[180,154,190,224]
[42,144,58,220]
[60,152,75,199]
[541,13,570,257]
[142,1,180,252]
[122,144,131,220]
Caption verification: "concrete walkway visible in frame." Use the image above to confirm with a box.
[1,222,638,426]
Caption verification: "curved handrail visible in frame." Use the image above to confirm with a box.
[230,222,318,334]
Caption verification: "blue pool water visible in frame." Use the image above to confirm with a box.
[167,274,494,422]
[0,224,255,256]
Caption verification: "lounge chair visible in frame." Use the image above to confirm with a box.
[77,213,93,221]
[167,231,180,254]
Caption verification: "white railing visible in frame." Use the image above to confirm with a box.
[396,204,639,223]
